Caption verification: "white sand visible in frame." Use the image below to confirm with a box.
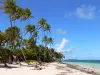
[0,62,92,75]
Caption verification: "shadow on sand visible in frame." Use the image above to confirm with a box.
[52,63,73,75]
[0,64,19,69]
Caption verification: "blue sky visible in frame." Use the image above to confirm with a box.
[1,0,100,60]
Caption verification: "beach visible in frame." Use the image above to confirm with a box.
[0,62,97,75]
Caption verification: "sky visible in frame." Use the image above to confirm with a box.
[1,0,100,60]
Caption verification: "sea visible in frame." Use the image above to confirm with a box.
[62,60,100,69]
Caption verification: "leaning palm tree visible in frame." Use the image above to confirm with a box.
[38,18,51,46]
[0,0,17,27]
[44,23,51,47]
[25,24,37,48]
[38,19,52,62]
[0,0,33,26]
[25,24,39,54]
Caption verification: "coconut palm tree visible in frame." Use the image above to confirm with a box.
[38,18,46,44]
[38,19,52,62]
[0,0,17,27]
[25,24,39,48]
[0,0,33,26]
[25,24,41,63]
[38,19,51,45]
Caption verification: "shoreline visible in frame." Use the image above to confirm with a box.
[62,62,100,75]
[0,62,97,75]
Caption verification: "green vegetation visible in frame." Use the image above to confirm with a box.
[0,0,64,66]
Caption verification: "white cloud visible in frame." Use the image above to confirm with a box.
[56,38,68,52]
[56,29,66,35]
[60,49,71,53]
[64,5,96,20]
[61,48,75,53]
[75,5,96,20]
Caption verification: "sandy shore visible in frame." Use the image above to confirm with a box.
[0,62,94,75]
[72,63,100,73]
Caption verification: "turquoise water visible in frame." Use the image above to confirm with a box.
[62,60,100,69]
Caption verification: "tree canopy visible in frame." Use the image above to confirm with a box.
[0,0,64,66]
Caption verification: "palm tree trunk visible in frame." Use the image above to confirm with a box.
[14,20,16,26]
[20,36,28,64]
[42,29,45,61]
[21,49,27,64]
[38,47,42,65]
[10,15,13,27]
[35,46,40,64]
[3,56,8,67]
[42,30,44,45]
[4,62,7,67]
[10,15,14,50]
